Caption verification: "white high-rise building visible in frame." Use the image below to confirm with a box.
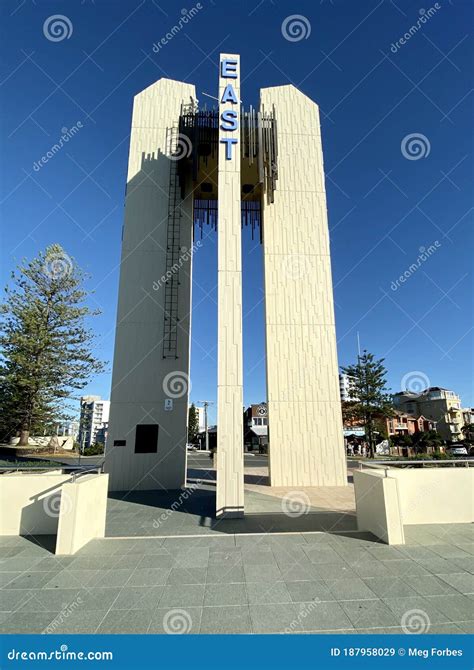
[79,396,110,450]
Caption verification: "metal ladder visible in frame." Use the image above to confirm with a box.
[162,126,182,359]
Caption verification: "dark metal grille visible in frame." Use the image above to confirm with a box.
[193,199,262,241]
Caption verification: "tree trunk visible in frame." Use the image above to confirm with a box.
[18,429,30,446]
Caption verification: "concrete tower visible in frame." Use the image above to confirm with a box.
[105,55,346,503]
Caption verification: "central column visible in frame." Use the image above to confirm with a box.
[216,53,244,518]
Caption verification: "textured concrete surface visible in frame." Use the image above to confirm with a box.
[1,524,472,634]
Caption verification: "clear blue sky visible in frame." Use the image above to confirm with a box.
[1,0,473,425]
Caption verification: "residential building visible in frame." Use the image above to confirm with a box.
[339,373,358,402]
[243,404,269,452]
[79,396,110,450]
[385,411,436,437]
[393,387,464,442]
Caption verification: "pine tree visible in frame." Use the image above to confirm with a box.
[187,403,199,444]
[341,351,393,458]
[0,245,105,445]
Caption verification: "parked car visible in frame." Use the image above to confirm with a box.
[446,444,468,457]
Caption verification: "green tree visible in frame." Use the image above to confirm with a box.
[0,245,104,445]
[411,430,444,454]
[341,351,393,458]
[461,423,474,443]
[187,403,199,444]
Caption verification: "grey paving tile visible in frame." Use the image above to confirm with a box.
[406,574,463,597]
[249,603,303,633]
[240,549,276,565]
[150,606,202,633]
[166,568,207,585]
[1,589,36,612]
[0,556,42,571]
[437,572,474,594]
[428,544,473,560]
[159,584,205,607]
[0,572,24,587]
[285,580,334,603]
[111,585,163,610]
[96,608,154,634]
[42,570,98,590]
[15,588,84,612]
[68,556,109,570]
[200,605,252,634]
[362,577,419,599]
[272,548,309,566]
[244,564,282,583]
[396,546,438,561]
[341,599,399,629]
[208,550,242,566]
[366,546,405,561]
[137,554,175,569]
[29,557,75,571]
[206,566,245,583]
[425,594,474,621]
[0,547,24,558]
[310,563,357,580]
[127,568,171,586]
[383,596,450,625]
[44,609,107,634]
[457,621,474,633]
[88,569,135,588]
[421,558,463,575]
[277,564,315,581]
[384,560,430,577]
[4,571,58,590]
[297,600,354,632]
[326,577,379,601]
[352,561,392,578]
[303,547,346,565]
[203,583,248,606]
[72,588,121,611]
[1,610,57,633]
[174,548,209,568]
[246,581,292,604]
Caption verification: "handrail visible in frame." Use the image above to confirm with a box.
[0,464,103,481]
[358,459,471,476]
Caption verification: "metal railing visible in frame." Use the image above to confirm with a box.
[0,464,104,481]
[358,459,471,477]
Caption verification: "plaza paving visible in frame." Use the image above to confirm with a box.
[0,524,472,634]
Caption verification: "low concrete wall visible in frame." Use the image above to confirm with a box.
[0,472,70,536]
[354,466,474,544]
[353,470,405,545]
[56,473,109,555]
[388,467,473,525]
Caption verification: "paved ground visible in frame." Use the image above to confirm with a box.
[0,524,472,634]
